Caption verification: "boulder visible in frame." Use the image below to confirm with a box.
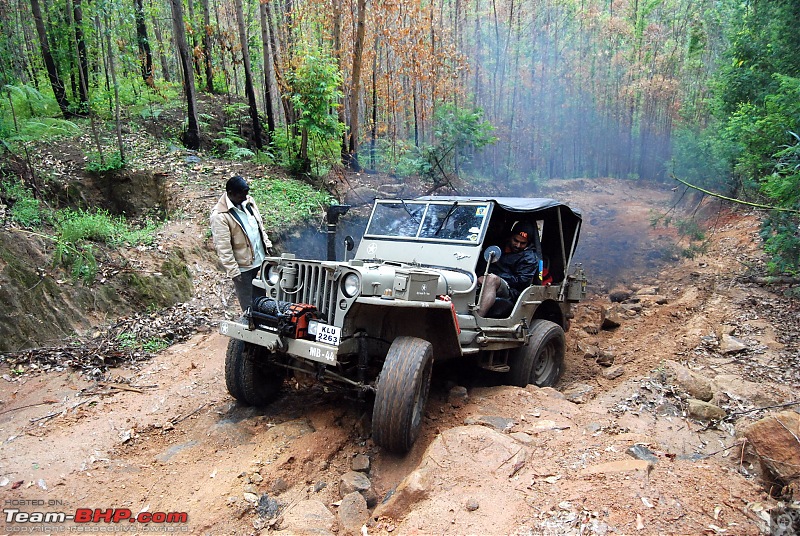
[600,304,625,330]
[744,411,800,495]
[596,351,615,367]
[601,365,625,380]
[659,360,713,401]
[562,383,594,404]
[338,492,369,536]
[719,334,747,354]
[351,454,370,473]
[687,399,726,421]
[339,471,372,497]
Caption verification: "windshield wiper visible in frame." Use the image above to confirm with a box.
[434,201,459,236]
[399,199,421,225]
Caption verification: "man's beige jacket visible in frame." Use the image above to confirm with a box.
[210,193,272,279]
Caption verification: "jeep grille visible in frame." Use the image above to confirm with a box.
[275,262,338,322]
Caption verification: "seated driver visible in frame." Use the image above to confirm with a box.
[477,221,540,316]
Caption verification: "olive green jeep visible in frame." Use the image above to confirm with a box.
[219,196,586,453]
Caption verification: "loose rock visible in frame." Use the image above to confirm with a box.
[744,411,800,495]
[687,399,726,421]
[340,471,372,497]
[351,454,370,473]
[338,491,369,536]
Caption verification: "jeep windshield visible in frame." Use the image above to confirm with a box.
[364,200,491,243]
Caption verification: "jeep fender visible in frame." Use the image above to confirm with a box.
[346,297,462,360]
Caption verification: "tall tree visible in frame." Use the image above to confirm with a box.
[134,0,155,87]
[346,0,367,170]
[200,0,214,93]
[29,0,71,116]
[259,2,275,134]
[170,0,201,149]
[233,0,262,149]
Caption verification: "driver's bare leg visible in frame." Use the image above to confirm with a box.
[478,274,504,316]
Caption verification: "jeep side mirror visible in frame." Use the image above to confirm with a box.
[483,245,501,263]
[343,235,355,262]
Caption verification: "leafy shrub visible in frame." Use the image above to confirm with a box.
[53,209,159,282]
[85,151,125,173]
[1,179,42,227]
[248,177,332,229]
[214,126,255,161]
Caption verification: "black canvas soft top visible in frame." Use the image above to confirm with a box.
[414,196,582,219]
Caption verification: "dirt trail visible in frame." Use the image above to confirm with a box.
[2,179,798,535]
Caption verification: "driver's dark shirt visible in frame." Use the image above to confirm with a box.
[489,247,539,299]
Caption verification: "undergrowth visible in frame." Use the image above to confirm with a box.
[248,177,332,229]
[2,178,159,283]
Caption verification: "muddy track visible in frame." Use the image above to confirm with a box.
[2,179,797,535]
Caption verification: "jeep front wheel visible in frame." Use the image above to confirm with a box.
[508,319,565,387]
[225,338,283,406]
[372,336,434,454]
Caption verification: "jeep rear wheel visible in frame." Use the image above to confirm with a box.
[372,336,434,454]
[225,338,283,406]
[508,320,565,387]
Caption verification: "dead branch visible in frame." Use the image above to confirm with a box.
[670,175,800,214]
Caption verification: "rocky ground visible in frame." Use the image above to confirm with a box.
[1,162,800,535]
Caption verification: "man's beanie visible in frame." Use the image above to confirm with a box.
[513,220,537,240]
[226,175,249,193]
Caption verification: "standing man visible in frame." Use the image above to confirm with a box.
[477,221,540,316]
[211,176,272,311]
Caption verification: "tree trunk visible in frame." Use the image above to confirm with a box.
[259,2,275,134]
[30,0,71,117]
[69,0,89,108]
[103,12,125,163]
[151,15,171,82]
[134,0,155,88]
[170,0,201,150]
[346,0,367,170]
[200,0,214,93]
[234,0,262,149]
[332,0,347,164]
[265,0,291,124]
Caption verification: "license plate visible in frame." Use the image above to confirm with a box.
[316,324,341,346]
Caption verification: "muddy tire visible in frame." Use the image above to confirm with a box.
[225,338,283,406]
[508,319,565,387]
[372,336,434,454]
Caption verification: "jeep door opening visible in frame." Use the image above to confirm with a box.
[219,197,586,453]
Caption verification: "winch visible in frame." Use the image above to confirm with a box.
[250,297,318,340]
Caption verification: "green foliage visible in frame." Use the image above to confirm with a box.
[284,45,345,174]
[214,126,255,161]
[760,133,800,275]
[1,178,42,227]
[52,209,158,282]
[670,126,735,193]
[419,104,497,184]
[116,332,169,353]
[367,138,427,177]
[0,87,81,147]
[248,177,332,229]
[85,151,125,173]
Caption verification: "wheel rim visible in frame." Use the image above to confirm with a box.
[532,338,557,384]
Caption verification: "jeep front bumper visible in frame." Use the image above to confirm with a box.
[219,320,340,366]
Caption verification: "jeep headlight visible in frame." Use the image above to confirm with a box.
[267,265,281,285]
[342,272,361,298]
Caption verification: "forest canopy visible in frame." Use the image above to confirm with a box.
[0,0,797,272]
